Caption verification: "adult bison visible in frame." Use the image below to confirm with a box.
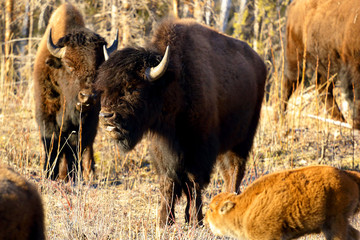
[33,3,117,180]
[95,18,266,226]
[0,166,45,240]
[281,0,360,128]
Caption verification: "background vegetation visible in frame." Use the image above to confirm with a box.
[1,0,359,239]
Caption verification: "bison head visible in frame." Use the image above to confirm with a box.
[95,46,170,152]
[46,28,118,112]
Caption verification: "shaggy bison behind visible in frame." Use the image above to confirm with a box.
[33,3,117,180]
[205,166,360,240]
[0,166,45,240]
[95,18,266,226]
[281,0,360,128]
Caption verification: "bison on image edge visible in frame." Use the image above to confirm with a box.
[33,3,118,181]
[280,0,360,129]
[205,166,360,240]
[0,166,45,240]
[95,18,267,226]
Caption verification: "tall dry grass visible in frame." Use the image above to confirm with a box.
[1,0,360,239]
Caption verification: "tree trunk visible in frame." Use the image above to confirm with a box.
[111,0,118,41]
[238,0,247,20]
[205,0,212,25]
[172,0,179,18]
[253,0,259,51]
[120,0,130,47]
[193,0,202,22]
[219,0,231,33]
[5,0,14,83]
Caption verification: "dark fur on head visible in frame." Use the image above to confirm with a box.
[56,30,106,48]
[96,47,171,151]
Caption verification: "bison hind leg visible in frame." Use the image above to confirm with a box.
[218,147,248,193]
[316,73,345,123]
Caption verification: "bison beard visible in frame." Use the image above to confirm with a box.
[281,0,360,129]
[96,18,267,226]
[33,3,117,181]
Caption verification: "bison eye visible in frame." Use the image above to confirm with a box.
[45,57,62,69]
[63,59,76,73]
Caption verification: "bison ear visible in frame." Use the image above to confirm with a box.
[219,200,235,215]
[45,56,62,69]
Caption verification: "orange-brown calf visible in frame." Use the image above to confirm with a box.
[205,165,360,240]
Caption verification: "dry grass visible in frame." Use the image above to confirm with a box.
[2,73,360,239]
[2,1,360,239]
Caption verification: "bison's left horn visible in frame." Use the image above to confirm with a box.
[47,28,66,58]
[103,29,119,61]
[146,46,170,82]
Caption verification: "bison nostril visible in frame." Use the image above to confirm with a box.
[78,91,92,103]
[99,112,114,118]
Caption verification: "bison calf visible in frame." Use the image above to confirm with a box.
[205,165,360,240]
[0,166,45,240]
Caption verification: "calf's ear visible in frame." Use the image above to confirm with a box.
[220,200,235,215]
[45,56,62,69]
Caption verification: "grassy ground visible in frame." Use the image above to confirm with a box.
[1,78,360,239]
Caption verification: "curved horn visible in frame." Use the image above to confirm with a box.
[47,28,66,58]
[103,45,109,61]
[104,29,119,61]
[145,46,170,82]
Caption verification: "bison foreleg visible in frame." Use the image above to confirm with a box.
[158,176,182,226]
[43,137,61,180]
[81,145,95,181]
[183,177,204,226]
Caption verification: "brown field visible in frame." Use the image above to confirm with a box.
[1,0,360,239]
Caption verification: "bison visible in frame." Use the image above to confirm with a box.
[33,3,117,180]
[0,166,45,240]
[95,18,266,226]
[281,0,360,128]
[205,165,360,240]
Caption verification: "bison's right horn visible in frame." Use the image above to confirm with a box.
[47,28,66,58]
[103,29,119,61]
[145,46,170,82]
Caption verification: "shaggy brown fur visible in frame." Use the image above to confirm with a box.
[95,18,266,226]
[281,0,360,128]
[33,3,113,180]
[205,165,360,240]
[0,166,45,240]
